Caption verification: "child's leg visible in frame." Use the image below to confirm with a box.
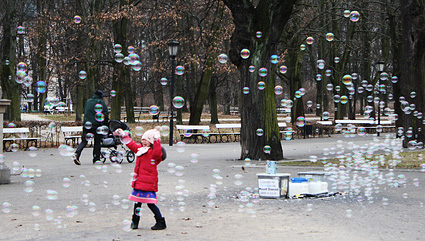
[147,203,162,218]
[133,202,142,216]
[131,202,142,229]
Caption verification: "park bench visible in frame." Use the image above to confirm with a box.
[316,121,333,137]
[61,126,82,147]
[3,127,41,151]
[176,125,215,143]
[334,119,395,133]
[216,123,241,142]
[229,107,239,115]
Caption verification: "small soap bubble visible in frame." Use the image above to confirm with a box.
[243,87,250,94]
[149,105,159,115]
[176,66,184,75]
[63,177,71,188]
[176,141,185,153]
[32,205,41,216]
[244,158,251,166]
[24,180,35,193]
[46,189,58,200]
[306,37,314,45]
[78,70,87,80]
[241,49,250,59]
[173,96,185,109]
[218,54,228,64]
[346,209,352,218]
[258,68,267,77]
[74,15,81,24]
[160,77,167,86]
[58,144,74,157]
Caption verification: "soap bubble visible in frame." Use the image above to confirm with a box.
[121,199,130,209]
[241,49,250,59]
[283,131,292,140]
[342,75,352,85]
[322,111,330,120]
[27,94,35,102]
[79,71,87,80]
[263,145,271,154]
[17,26,25,34]
[296,116,305,127]
[135,126,144,136]
[63,177,71,188]
[46,189,58,200]
[95,113,105,122]
[244,158,251,166]
[17,62,27,72]
[357,127,366,136]
[160,126,170,136]
[84,121,92,129]
[340,96,348,104]
[256,128,264,136]
[58,144,74,156]
[35,81,47,93]
[114,53,124,63]
[149,105,159,115]
[325,69,332,77]
[74,15,81,24]
[274,85,283,95]
[249,65,255,72]
[346,209,352,218]
[300,44,306,50]
[24,180,35,193]
[258,68,267,77]
[256,31,262,38]
[110,90,116,97]
[176,141,185,153]
[10,143,19,152]
[176,66,184,75]
[316,74,322,81]
[234,174,243,186]
[132,61,142,71]
[257,81,266,90]
[218,54,228,64]
[173,96,185,109]
[243,87,250,94]
[32,206,41,216]
[190,153,199,163]
[350,11,360,22]
[114,44,122,53]
[270,55,279,64]
[306,37,314,45]
[391,76,398,83]
[2,202,11,213]
[279,65,287,74]
[160,77,167,86]
[317,59,325,69]
[343,10,351,18]
[175,165,185,177]
[66,205,78,218]
[326,33,334,41]
[334,57,340,63]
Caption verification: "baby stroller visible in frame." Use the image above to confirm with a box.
[100,120,135,164]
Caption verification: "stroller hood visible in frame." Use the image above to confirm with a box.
[109,119,131,133]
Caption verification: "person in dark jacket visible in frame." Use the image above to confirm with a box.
[73,90,109,165]
[114,127,166,230]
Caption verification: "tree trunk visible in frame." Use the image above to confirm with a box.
[1,1,21,121]
[223,0,296,160]
[209,76,219,124]
[399,0,425,147]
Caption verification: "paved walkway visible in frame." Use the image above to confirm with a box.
[1,134,424,240]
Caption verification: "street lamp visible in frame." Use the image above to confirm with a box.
[167,40,179,146]
[376,60,385,136]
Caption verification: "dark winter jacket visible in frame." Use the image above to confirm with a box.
[83,93,109,126]
[126,140,163,192]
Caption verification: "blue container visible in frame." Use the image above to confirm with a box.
[266,161,277,174]
[291,177,308,183]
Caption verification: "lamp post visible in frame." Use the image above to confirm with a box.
[376,61,385,136]
[167,40,179,146]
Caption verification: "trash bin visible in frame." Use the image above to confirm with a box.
[152,113,159,122]
[257,173,290,198]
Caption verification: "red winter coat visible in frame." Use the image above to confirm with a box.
[126,140,163,192]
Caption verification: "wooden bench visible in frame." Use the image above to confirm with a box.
[229,107,239,115]
[216,124,241,142]
[3,128,41,151]
[61,126,82,147]
[317,121,333,137]
[176,125,215,143]
[334,119,395,133]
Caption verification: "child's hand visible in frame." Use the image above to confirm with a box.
[153,126,161,140]
[113,128,126,137]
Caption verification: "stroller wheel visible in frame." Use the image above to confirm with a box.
[100,151,108,163]
[126,151,135,163]
[110,150,124,164]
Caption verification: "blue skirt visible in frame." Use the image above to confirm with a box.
[128,189,157,204]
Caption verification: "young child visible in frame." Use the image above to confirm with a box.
[114,127,166,230]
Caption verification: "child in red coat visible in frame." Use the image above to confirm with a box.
[114,127,166,230]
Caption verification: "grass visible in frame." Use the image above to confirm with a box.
[279,150,425,169]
